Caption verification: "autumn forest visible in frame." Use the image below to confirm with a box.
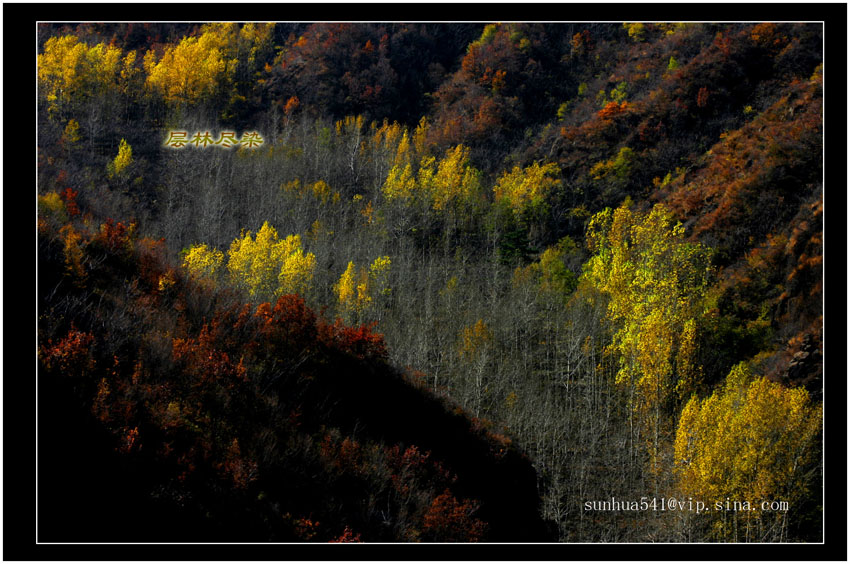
[35,19,827,546]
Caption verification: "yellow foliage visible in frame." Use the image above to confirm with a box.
[278,236,316,296]
[440,274,460,300]
[38,192,67,223]
[282,178,340,205]
[382,142,480,210]
[281,179,301,193]
[493,161,561,211]
[182,244,224,281]
[225,222,315,299]
[675,363,822,538]
[335,261,370,315]
[412,116,431,157]
[369,256,392,297]
[306,219,328,242]
[145,30,230,104]
[107,138,133,178]
[236,22,275,63]
[38,35,123,112]
[335,256,392,317]
[371,117,434,203]
[511,264,535,288]
[535,237,578,295]
[656,22,689,35]
[158,271,177,292]
[583,203,712,431]
[309,180,340,205]
[336,114,365,139]
[674,318,702,399]
[59,224,87,285]
[382,163,417,202]
[62,119,81,146]
[371,119,405,155]
[393,131,412,168]
[420,145,481,211]
[119,51,140,88]
[590,147,635,181]
[623,22,646,42]
[459,319,492,360]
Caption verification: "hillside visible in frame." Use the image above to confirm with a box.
[34,19,827,544]
[37,216,551,542]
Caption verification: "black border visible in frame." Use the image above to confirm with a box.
[11,3,846,561]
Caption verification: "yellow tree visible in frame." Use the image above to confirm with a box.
[376,118,439,207]
[335,261,370,319]
[144,29,231,104]
[227,222,284,298]
[107,138,133,178]
[182,244,224,281]
[277,235,317,296]
[458,319,494,417]
[493,161,561,212]
[38,35,123,116]
[675,362,822,541]
[368,119,407,185]
[381,162,417,202]
[225,222,316,300]
[38,192,68,225]
[412,116,431,157]
[583,203,712,476]
[520,236,580,298]
[421,144,482,212]
[62,118,82,148]
[334,256,392,321]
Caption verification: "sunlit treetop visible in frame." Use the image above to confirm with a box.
[38,35,124,113]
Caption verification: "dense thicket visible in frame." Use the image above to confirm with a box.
[37,21,824,542]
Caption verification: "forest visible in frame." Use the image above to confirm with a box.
[34,20,826,545]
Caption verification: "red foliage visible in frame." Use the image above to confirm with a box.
[597,101,629,120]
[293,516,321,541]
[40,326,95,377]
[172,323,248,389]
[750,22,789,52]
[216,438,258,489]
[95,218,136,254]
[254,294,318,352]
[318,319,388,361]
[61,187,80,217]
[662,76,822,247]
[637,119,665,144]
[402,367,430,390]
[284,95,300,115]
[136,236,169,289]
[571,29,594,56]
[696,86,710,108]
[385,444,455,497]
[118,426,140,454]
[422,488,488,542]
[387,444,430,472]
[329,526,362,543]
[712,32,731,58]
[321,433,363,474]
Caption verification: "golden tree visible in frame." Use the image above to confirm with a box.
[335,256,392,320]
[493,161,561,212]
[38,35,123,114]
[583,203,712,474]
[107,138,133,178]
[182,244,224,281]
[224,222,315,300]
[675,362,822,540]
[144,28,231,104]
